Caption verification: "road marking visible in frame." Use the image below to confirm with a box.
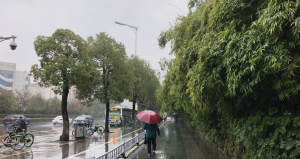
[66,124,164,159]
[0,138,85,158]
[0,125,162,159]
[0,150,32,158]
[0,130,73,139]
[43,135,55,138]
[65,128,144,159]
[0,128,141,158]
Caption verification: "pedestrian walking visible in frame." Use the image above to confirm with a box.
[173,113,178,122]
[143,123,160,156]
[136,110,163,157]
[163,114,167,121]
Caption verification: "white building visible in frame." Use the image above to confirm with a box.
[121,99,138,110]
[28,83,62,100]
[28,83,76,101]
[0,62,29,92]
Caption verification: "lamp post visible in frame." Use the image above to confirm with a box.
[115,21,138,56]
[115,21,138,120]
[0,35,17,50]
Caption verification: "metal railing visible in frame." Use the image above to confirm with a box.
[90,131,146,159]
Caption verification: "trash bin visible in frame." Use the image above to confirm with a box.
[74,123,87,138]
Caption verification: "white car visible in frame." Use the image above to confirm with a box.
[52,116,73,125]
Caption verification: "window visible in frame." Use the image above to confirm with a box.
[25,85,28,89]
[0,78,13,87]
[0,71,13,79]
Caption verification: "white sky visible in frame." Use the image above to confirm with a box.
[0,0,189,80]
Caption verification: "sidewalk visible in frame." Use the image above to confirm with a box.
[127,121,227,159]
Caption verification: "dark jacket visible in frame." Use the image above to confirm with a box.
[14,118,27,129]
[143,123,160,139]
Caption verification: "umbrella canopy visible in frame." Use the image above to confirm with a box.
[136,110,163,124]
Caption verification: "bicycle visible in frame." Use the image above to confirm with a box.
[86,124,104,137]
[125,120,143,128]
[0,131,25,150]
[4,125,34,148]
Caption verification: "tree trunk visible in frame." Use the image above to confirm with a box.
[105,133,109,153]
[60,86,69,141]
[104,101,110,132]
[132,94,136,120]
[61,143,69,158]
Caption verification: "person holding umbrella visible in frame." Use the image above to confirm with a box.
[173,113,178,122]
[136,110,162,156]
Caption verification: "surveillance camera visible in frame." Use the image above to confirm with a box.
[10,41,17,50]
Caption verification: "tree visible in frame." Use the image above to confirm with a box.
[158,0,300,158]
[157,58,178,116]
[91,101,106,118]
[128,56,160,119]
[0,90,18,114]
[77,32,132,132]
[15,89,31,112]
[47,97,61,115]
[30,29,97,141]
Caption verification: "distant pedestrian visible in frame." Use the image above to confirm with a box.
[173,113,178,122]
[163,115,167,121]
[143,123,160,156]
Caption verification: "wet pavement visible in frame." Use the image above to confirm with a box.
[128,120,227,159]
[0,119,227,159]
[0,119,144,159]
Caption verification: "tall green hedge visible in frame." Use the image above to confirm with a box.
[158,0,300,158]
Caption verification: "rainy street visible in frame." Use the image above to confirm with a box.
[0,119,144,159]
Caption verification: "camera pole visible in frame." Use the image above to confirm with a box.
[0,35,17,50]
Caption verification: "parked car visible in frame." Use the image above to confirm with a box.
[52,116,73,125]
[3,115,31,126]
[73,115,94,127]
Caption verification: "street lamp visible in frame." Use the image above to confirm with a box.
[0,35,17,50]
[115,21,139,120]
[115,21,138,56]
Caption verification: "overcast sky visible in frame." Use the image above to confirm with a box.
[0,0,189,81]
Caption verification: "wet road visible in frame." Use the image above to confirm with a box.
[0,119,145,159]
[129,120,227,159]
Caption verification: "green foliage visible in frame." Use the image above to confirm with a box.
[79,32,132,104]
[128,56,160,112]
[14,89,31,111]
[30,29,97,95]
[30,29,97,140]
[0,90,18,114]
[0,87,104,117]
[0,88,96,115]
[234,111,300,158]
[158,0,300,158]
[78,32,132,132]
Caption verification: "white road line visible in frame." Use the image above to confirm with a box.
[66,124,164,159]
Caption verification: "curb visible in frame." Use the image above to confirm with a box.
[118,140,145,159]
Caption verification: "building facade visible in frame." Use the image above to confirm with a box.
[28,83,62,100]
[0,62,29,92]
[28,84,76,101]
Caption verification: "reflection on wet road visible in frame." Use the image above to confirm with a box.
[0,119,145,159]
[129,121,227,159]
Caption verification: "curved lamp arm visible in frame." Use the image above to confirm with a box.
[0,35,17,50]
